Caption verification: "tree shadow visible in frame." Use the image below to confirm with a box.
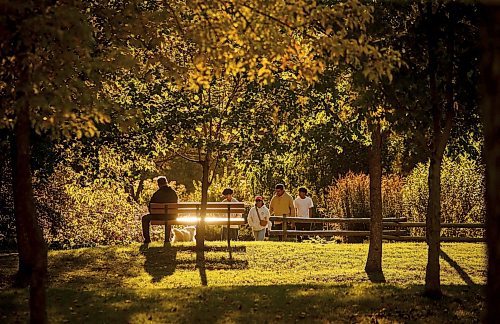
[440,249,476,286]
[175,257,249,271]
[140,242,177,283]
[0,283,485,323]
[139,242,249,286]
[191,244,248,286]
[0,253,18,289]
[365,270,386,283]
[196,249,208,286]
[176,246,247,253]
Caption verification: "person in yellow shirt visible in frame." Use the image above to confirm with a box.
[269,183,295,240]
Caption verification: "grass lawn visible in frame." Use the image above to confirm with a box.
[0,241,486,323]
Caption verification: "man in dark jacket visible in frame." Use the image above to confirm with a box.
[142,176,178,243]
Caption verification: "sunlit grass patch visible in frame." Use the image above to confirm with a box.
[0,242,486,323]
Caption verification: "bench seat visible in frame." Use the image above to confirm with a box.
[151,217,246,226]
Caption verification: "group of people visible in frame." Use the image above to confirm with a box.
[245,184,314,241]
[141,177,314,243]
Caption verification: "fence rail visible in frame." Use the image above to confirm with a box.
[268,216,485,242]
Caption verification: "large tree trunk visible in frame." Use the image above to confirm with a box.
[481,3,500,321]
[423,0,448,299]
[424,150,443,298]
[365,122,383,274]
[424,81,453,298]
[12,105,48,323]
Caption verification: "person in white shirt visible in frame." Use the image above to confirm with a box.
[247,196,270,241]
[293,187,314,242]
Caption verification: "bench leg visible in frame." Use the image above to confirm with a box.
[165,224,171,242]
[142,214,152,243]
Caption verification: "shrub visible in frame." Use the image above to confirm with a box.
[402,155,485,237]
[34,166,145,248]
[324,172,403,242]
[325,172,404,220]
[186,172,257,203]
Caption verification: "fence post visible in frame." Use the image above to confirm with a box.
[283,214,287,241]
[391,216,400,239]
[164,204,169,242]
[227,203,232,260]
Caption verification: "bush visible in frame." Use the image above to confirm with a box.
[324,172,403,242]
[34,166,145,248]
[325,172,403,219]
[402,155,485,237]
[186,172,257,203]
[325,172,370,220]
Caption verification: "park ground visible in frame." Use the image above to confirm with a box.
[0,242,486,323]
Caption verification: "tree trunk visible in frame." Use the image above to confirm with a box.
[196,159,209,255]
[365,122,383,274]
[12,104,48,323]
[481,4,500,321]
[134,178,144,203]
[423,0,444,299]
[424,151,443,298]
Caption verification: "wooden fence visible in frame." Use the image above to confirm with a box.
[268,216,485,242]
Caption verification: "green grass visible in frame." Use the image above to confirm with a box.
[0,242,486,323]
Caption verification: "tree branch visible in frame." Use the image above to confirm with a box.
[209,149,222,185]
[163,1,185,37]
[175,150,200,163]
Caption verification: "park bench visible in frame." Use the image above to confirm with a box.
[149,202,246,257]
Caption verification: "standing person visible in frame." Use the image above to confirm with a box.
[294,187,314,242]
[247,196,270,241]
[221,188,240,240]
[142,176,178,244]
[269,183,295,240]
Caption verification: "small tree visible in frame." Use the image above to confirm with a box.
[364,0,480,296]
[0,1,158,321]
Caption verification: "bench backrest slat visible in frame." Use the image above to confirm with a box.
[149,202,245,215]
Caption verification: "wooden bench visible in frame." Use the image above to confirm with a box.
[149,202,245,225]
[149,202,245,257]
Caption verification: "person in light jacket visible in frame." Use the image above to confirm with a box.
[247,196,270,241]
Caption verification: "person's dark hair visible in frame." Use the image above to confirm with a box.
[298,187,307,194]
[157,176,168,187]
[222,188,233,196]
[275,184,284,190]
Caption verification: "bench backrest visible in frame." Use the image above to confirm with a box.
[150,202,245,216]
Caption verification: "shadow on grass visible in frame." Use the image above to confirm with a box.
[140,243,249,285]
[196,249,207,286]
[0,283,485,323]
[193,246,249,286]
[365,270,386,283]
[440,249,476,286]
[0,253,18,289]
[176,245,247,253]
[140,243,177,283]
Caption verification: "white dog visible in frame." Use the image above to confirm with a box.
[171,226,196,243]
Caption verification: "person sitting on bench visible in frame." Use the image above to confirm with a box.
[142,176,178,243]
[220,187,240,241]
